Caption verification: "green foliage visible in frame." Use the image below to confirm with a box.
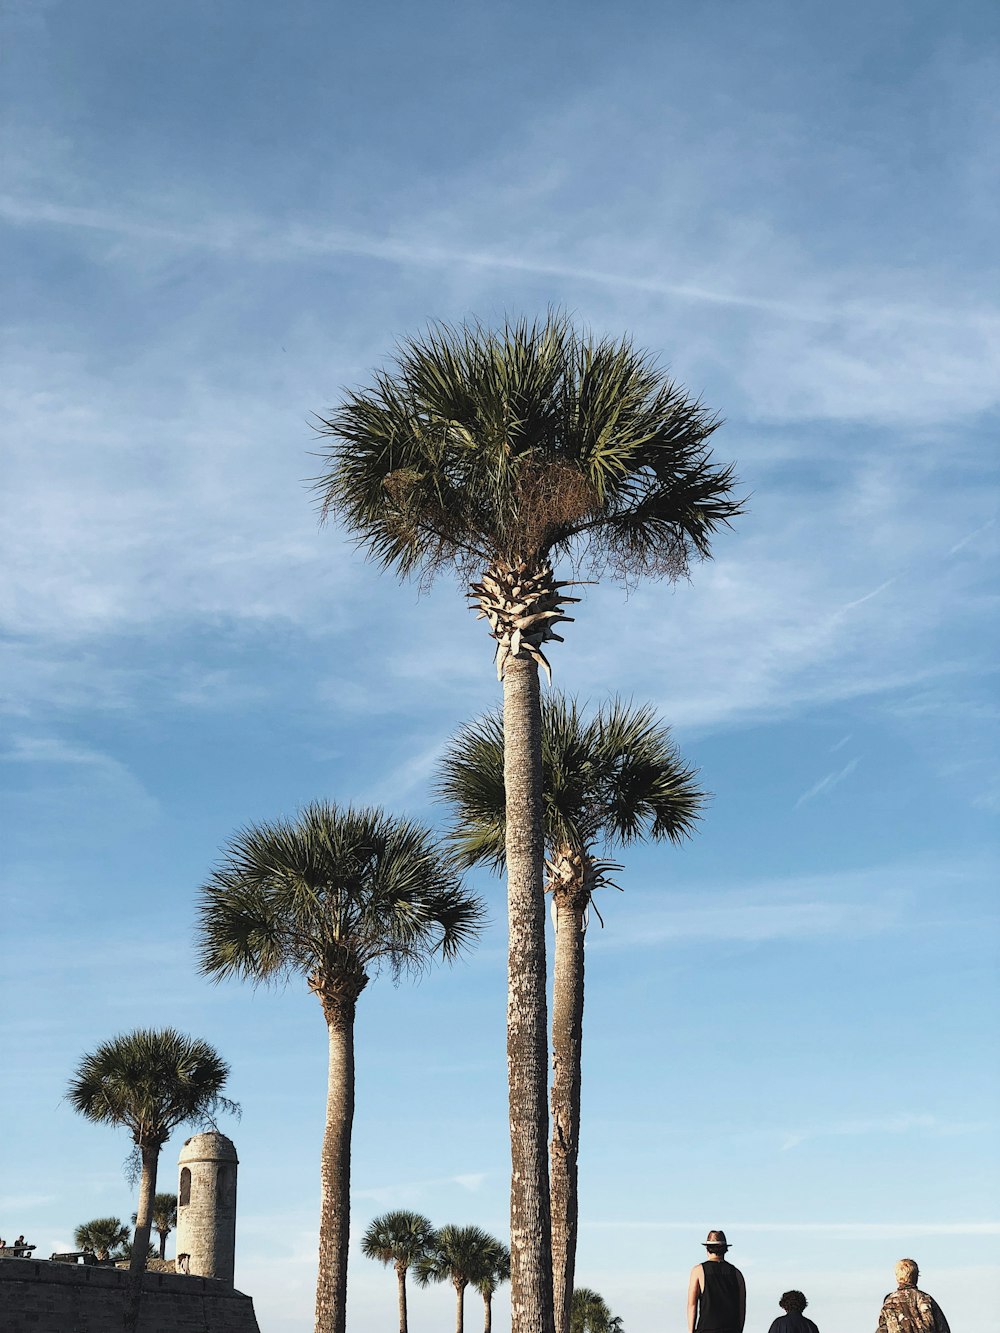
[73,1216,129,1261]
[314,313,741,586]
[66,1029,237,1152]
[415,1224,503,1291]
[473,1236,511,1298]
[571,1287,623,1333]
[361,1210,435,1271]
[438,692,706,889]
[196,802,486,999]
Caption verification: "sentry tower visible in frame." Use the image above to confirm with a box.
[175,1131,239,1285]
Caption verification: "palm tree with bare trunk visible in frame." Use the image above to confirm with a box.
[196,802,485,1333]
[416,1225,503,1333]
[362,1210,435,1333]
[67,1029,236,1329]
[314,313,740,1333]
[439,694,705,1333]
[474,1236,511,1333]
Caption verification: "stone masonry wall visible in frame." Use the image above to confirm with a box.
[0,1257,261,1333]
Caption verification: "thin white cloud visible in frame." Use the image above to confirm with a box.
[780,1113,987,1151]
[795,757,860,808]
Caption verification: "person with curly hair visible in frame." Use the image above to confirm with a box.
[766,1290,819,1333]
[877,1259,950,1333]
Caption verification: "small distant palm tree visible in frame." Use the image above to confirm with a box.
[416,1225,501,1333]
[570,1288,622,1333]
[74,1217,129,1262]
[361,1210,435,1333]
[197,802,485,1333]
[131,1193,177,1260]
[67,1029,235,1281]
[439,694,704,1333]
[474,1237,511,1333]
[315,313,740,1333]
[119,1238,156,1263]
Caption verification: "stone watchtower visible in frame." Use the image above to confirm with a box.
[175,1131,239,1286]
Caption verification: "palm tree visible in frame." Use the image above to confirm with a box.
[474,1237,511,1333]
[416,1224,502,1333]
[74,1217,129,1262]
[314,313,740,1333]
[67,1029,236,1329]
[439,694,705,1333]
[570,1288,623,1333]
[196,802,485,1333]
[361,1210,435,1333]
[131,1193,177,1260]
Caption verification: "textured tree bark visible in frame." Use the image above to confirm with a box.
[124,1143,159,1330]
[396,1262,408,1333]
[503,655,555,1333]
[315,1003,356,1333]
[549,883,586,1333]
[483,1289,493,1333]
[454,1278,467,1333]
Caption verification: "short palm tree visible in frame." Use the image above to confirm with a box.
[416,1224,502,1333]
[132,1193,177,1260]
[474,1236,511,1333]
[196,802,485,1333]
[74,1216,129,1262]
[439,694,705,1333]
[67,1029,236,1329]
[570,1288,622,1333]
[315,313,740,1333]
[361,1209,435,1333]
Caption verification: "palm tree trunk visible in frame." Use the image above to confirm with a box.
[550,886,586,1333]
[483,1289,493,1333]
[503,654,555,1333]
[455,1278,467,1333]
[158,1229,167,1261]
[124,1143,159,1330]
[396,1261,408,1333]
[315,1001,356,1333]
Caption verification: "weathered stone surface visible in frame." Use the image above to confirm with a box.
[0,1257,261,1333]
[177,1131,239,1286]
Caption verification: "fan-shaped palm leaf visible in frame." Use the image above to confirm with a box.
[73,1217,129,1262]
[416,1225,503,1333]
[361,1210,435,1333]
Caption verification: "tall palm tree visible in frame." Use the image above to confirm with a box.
[361,1209,435,1333]
[196,802,485,1333]
[314,313,740,1333]
[439,694,705,1333]
[74,1217,129,1262]
[131,1193,178,1260]
[474,1236,511,1333]
[570,1288,623,1333]
[416,1224,501,1333]
[67,1029,236,1327]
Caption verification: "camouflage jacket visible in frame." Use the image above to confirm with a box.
[877,1284,951,1333]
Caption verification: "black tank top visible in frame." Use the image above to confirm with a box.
[696,1260,741,1333]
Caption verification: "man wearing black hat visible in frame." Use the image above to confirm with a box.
[687,1230,746,1333]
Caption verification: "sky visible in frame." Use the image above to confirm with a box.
[1,0,998,1330]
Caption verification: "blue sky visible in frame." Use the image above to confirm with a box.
[1,1,998,1330]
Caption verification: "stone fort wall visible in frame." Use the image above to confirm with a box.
[0,1257,261,1333]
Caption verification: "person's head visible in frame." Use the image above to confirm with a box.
[779,1292,808,1314]
[895,1259,919,1287]
[702,1229,730,1257]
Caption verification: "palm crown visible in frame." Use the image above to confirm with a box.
[74,1216,129,1261]
[67,1028,236,1151]
[361,1210,435,1272]
[416,1224,500,1290]
[438,693,706,899]
[314,314,741,588]
[197,802,485,1011]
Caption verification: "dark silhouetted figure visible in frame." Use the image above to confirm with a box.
[687,1229,746,1333]
[767,1290,819,1333]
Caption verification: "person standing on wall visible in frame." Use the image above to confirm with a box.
[687,1229,746,1333]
